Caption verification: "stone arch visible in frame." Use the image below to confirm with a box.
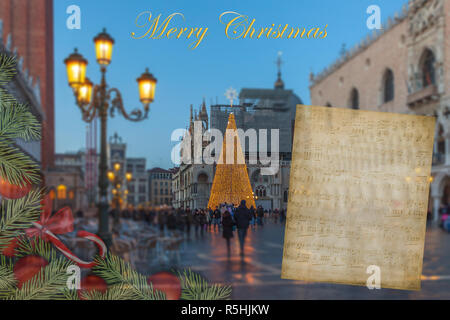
[381,68,395,103]
[419,48,436,88]
[349,87,359,110]
[196,171,209,183]
[433,172,450,198]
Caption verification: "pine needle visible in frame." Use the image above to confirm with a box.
[0,87,18,104]
[81,283,138,300]
[8,257,73,300]
[0,265,16,291]
[0,139,41,186]
[0,102,41,141]
[0,188,43,250]
[15,236,60,262]
[0,55,16,86]
[92,254,166,300]
[62,288,80,300]
[178,269,232,300]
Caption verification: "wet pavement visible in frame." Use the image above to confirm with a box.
[166,221,450,299]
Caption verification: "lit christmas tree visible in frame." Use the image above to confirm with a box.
[208,113,256,209]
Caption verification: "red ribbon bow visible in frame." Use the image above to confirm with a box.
[26,207,74,241]
[25,202,106,269]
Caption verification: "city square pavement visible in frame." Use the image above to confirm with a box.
[164,221,450,299]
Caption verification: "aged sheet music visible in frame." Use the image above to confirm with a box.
[281,105,435,290]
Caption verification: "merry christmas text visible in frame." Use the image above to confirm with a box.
[130,11,328,49]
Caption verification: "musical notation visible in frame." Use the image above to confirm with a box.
[281,105,435,290]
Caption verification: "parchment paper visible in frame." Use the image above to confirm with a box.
[281,105,435,290]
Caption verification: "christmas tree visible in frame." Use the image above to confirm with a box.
[208,113,256,209]
[0,53,231,300]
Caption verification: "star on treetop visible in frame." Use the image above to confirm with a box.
[225,87,238,107]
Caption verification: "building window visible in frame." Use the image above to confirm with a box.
[255,185,266,197]
[57,185,67,199]
[421,49,436,88]
[68,191,74,200]
[383,69,394,103]
[49,189,56,200]
[350,88,359,110]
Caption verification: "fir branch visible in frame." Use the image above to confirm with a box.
[0,139,41,186]
[0,265,16,291]
[92,254,165,300]
[0,87,17,104]
[15,236,60,262]
[8,257,72,300]
[0,54,16,87]
[178,269,232,300]
[81,283,137,300]
[62,288,80,300]
[0,189,43,250]
[0,102,41,141]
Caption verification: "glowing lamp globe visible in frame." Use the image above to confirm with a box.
[93,28,114,66]
[107,171,115,182]
[77,77,93,106]
[64,48,88,89]
[137,68,157,105]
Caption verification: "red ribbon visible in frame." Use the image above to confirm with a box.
[25,207,74,241]
[25,206,107,269]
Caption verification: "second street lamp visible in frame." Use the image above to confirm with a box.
[64,28,157,248]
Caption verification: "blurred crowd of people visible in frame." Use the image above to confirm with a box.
[439,203,450,232]
[73,201,286,259]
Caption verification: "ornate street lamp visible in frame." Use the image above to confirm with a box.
[137,68,157,106]
[77,77,93,106]
[64,28,157,247]
[64,48,87,89]
[94,28,114,66]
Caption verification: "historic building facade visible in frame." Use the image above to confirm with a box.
[172,66,302,210]
[148,167,173,206]
[0,22,44,203]
[108,133,148,208]
[309,0,449,221]
[45,163,86,212]
[0,31,43,165]
[125,157,148,207]
[172,102,215,209]
[0,0,55,171]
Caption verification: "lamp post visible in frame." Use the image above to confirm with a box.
[64,28,157,247]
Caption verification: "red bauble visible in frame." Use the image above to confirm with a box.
[13,255,48,289]
[0,176,32,199]
[78,275,108,299]
[148,271,181,300]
